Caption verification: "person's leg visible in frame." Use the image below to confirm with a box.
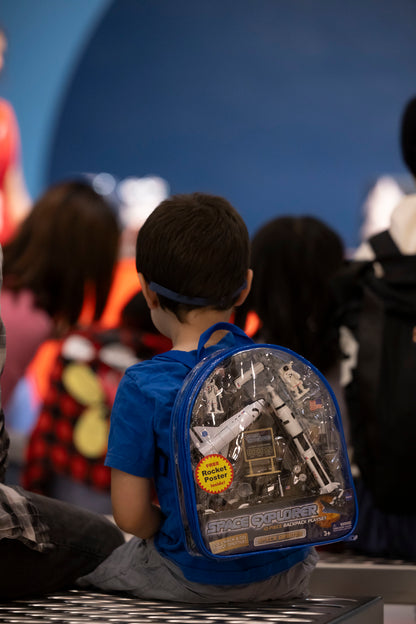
[0,491,124,599]
[78,538,318,603]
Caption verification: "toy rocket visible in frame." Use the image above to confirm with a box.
[266,385,340,494]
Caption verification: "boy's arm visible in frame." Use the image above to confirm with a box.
[111,468,163,539]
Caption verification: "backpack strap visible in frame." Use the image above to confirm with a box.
[368,230,416,288]
[355,283,383,453]
[197,322,253,361]
[368,230,400,258]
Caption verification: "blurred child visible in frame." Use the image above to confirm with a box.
[0,25,31,245]
[0,245,124,600]
[1,179,120,409]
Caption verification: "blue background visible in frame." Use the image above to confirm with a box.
[2,0,416,250]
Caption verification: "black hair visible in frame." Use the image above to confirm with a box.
[136,192,249,320]
[400,96,416,177]
[235,215,345,373]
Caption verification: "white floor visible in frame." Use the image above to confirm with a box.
[385,604,416,624]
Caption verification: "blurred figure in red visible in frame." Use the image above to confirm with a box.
[0,25,31,244]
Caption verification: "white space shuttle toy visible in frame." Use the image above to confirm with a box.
[191,399,266,457]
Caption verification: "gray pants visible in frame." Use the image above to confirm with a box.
[78,537,318,603]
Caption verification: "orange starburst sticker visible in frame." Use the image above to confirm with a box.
[195,454,234,494]
[316,498,341,529]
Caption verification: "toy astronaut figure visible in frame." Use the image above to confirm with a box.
[278,362,309,400]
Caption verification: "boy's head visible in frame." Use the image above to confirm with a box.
[400,96,416,178]
[136,192,250,320]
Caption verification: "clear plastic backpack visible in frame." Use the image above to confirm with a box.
[172,323,357,560]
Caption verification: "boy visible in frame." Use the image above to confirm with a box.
[78,193,317,601]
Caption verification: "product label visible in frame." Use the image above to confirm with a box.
[195,454,234,494]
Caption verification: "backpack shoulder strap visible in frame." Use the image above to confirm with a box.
[368,230,416,289]
[368,230,400,258]
[197,322,253,361]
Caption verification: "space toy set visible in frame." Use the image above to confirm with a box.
[172,323,357,560]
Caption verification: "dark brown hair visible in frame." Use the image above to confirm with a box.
[136,192,249,320]
[3,180,120,326]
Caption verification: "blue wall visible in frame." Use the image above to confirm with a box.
[1,0,111,200]
[2,0,416,249]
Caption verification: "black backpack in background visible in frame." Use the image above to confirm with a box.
[335,230,416,513]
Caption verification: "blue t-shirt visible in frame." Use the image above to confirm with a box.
[105,332,310,584]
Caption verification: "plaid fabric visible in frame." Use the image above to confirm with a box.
[0,484,52,551]
[22,327,169,496]
[22,329,132,495]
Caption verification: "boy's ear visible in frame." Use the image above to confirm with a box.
[234,269,253,307]
[138,273,160,310]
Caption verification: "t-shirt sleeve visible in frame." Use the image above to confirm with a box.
[105,371,155,478]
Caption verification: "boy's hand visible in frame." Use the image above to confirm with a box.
[111,468,163,539]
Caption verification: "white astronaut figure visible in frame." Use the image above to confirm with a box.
[204,381,224,414]
[278,362,309,400]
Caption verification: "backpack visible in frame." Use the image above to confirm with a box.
[23,328,138,496]
[172,322,357,560]
[335,230,416,514]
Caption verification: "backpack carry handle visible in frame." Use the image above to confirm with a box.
[197,322,253,360]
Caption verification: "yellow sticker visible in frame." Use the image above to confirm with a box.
[195,454,233,494]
